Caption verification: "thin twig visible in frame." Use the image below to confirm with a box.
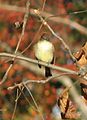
[21,23,43,54]
[44,9,87,20]
[7,75,87,120]
[7,72,76,91]
[8,80,45,120]
[15,0,30,54]
[11,88,19,120]
[0,4,87,35]
[59,79,80,98]
[34,9,76,62]
[21,0,47,54]
[22,82,45,120]
[18,85,39,112]
[0,52,78,75]
[41,0,47,12]
[7,0,46,55]
[24,72,75,85]
[0,0,30,85]
[0,64,13,84]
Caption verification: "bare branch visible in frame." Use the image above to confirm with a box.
[0,52,78,75]
[60,76,87,120]
[41,0,47,12]
[0,0,30,84]
[0,4,87,35]
[7,73,74,91]
[7,75,87,119]
[24,73,75,85]
[11,88,19,120]
[34,9,76,62]
[15,0,30,54]
[23,82,45,120]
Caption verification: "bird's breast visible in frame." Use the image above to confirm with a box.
[34,40,54,63]
[35,49,53,63]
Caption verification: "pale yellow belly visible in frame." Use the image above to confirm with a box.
[36,50,53,63]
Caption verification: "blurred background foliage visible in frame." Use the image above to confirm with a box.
[0,0,87,120]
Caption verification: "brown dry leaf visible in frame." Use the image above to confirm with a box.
[74,42,87,80]
[80,79,87,105]
[74,42,87,66]
[74,42,87,109]
[57,90,80,119]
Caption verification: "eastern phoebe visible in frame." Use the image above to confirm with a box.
[34,35,55,77]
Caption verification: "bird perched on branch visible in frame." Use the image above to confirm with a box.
[34,34,55,77]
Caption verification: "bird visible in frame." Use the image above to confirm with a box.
[34,35,55,77]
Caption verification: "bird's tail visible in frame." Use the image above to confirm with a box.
[45,67,52,77]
